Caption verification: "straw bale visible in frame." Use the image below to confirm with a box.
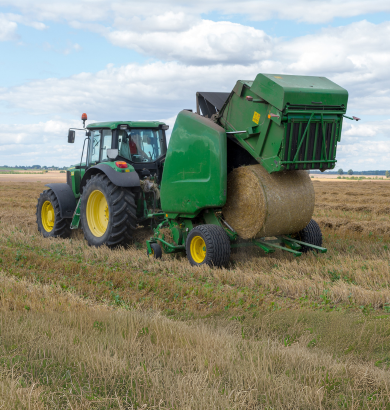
[222,165,315,239]
[159,227,174,244]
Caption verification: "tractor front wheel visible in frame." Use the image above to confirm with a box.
[36,190,71,238]
[80,173,137,247]
[186,224,230,267]
[148,243,162,259]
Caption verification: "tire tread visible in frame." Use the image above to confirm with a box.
[186,224,231,267]
[36,189,71,238]
[80,174,137,247]
[296,219,322,253]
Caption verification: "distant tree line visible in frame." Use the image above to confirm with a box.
[1,165,68,170]
[311,169,390,176]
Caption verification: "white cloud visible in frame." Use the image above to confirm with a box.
[0,119,86,166]
[3,12,47,30]
[105,19,273,65]
[333,120,390,169]
[69,18,390,118]
[0,12,48,42]
[113,12,197,33]
[342,120,390,140]
[1,4,390,168]
[0,115,177,166]
[2,0,390,24]
[0,14,19,41]
[0,61,266,120]
[1,19,390,116]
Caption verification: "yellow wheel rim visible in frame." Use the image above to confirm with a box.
[190,236,206,264]
[41,200,55,232]
[86,190,109,237]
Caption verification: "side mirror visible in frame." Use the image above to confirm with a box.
[68,130,75,143]
[107,149,119,160]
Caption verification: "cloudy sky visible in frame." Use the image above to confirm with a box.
[0,1,389,170]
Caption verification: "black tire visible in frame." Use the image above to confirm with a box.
[36,189,71,238]
[186,224,231,267]
[148,243,162,259]
[295,219,323,253]
[80,173,137,247]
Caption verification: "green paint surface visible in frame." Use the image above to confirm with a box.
[218,74,348,173]
[87,121,166,130]
[160,110,227,217]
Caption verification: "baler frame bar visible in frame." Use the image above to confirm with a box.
[281,236,327,253]
[147,211,328,259]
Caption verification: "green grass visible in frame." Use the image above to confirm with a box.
[0,181,390,408]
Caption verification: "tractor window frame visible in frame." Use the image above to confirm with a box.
[100,129,114,162]
[89,129,102,165]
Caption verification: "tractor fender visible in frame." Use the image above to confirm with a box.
[45,183,77,219]
[80,163,141,194]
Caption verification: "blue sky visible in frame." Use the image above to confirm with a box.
[0,0,390,170]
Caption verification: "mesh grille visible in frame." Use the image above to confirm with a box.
[282,120,338,170]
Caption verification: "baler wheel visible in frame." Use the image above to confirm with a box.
[186,224,230,267]
[294,219,323,253]
[36,189,71,238]
[148,243,162,259]
[80,173,137,247]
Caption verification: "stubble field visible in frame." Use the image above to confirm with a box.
[0,178,390,409]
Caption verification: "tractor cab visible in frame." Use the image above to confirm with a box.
[85,120,168,182]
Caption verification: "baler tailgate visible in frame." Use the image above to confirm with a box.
[282,114,341,170]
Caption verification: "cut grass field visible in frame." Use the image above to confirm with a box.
[0,180,390,408]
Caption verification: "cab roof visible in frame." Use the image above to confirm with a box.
[87,120,166,130]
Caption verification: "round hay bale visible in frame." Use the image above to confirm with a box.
[222,165,315,239]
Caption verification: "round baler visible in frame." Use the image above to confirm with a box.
[147,73,357,267]
[35,74,358,268]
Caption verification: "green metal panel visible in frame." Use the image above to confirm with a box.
[68,161,135,198]
[87,121,166,130]
[160,110,227,216]
[67,166,85,197]
[218,74,348,173]
[250,74,348,111]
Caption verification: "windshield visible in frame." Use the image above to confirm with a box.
[118,128,165,163]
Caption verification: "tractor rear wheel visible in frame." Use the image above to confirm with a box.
[36,189,71,238]
[295,219,323,253]
[186,224,231,267]
[80,173,137,247]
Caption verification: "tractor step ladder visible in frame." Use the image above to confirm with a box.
[70,198,81,229]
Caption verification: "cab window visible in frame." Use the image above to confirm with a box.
[101,130,113,161]
[118,128,164,163]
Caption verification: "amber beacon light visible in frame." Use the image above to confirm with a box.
[81,113,88,127]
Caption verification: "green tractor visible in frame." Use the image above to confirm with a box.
[36,73,359,267]
[36,117,168,247]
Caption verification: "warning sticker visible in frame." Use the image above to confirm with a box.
[274,76,282,79]
[252,111,261,124]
